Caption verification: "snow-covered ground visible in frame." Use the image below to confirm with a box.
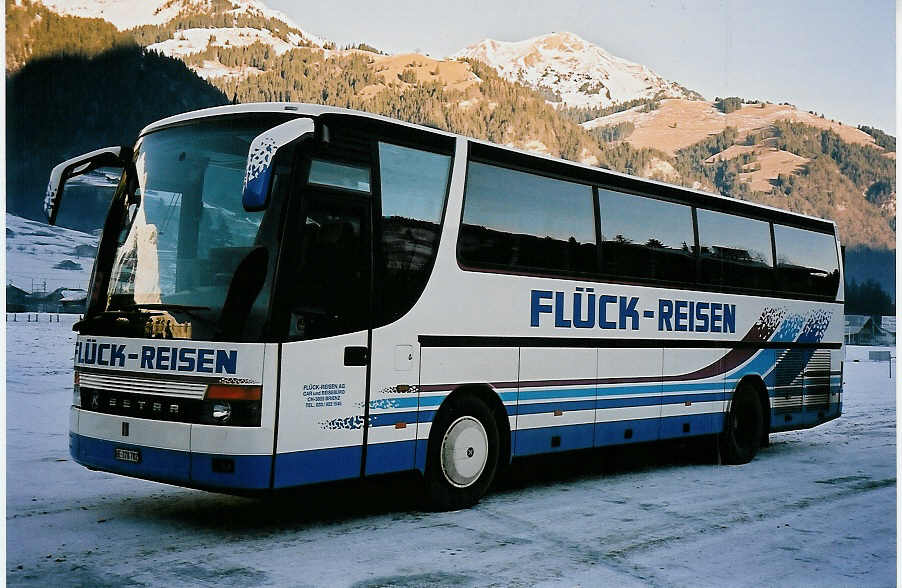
[6,324,896,586]
[6,214,97,295]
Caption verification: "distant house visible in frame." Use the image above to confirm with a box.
[845,314,894,345]
[5,284,87,313]
[6,284,29,312]
[881,316,895,335]
[58,289,88,313]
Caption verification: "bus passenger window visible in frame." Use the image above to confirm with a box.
[377,142,451,325]
[459,162,597,276]
[773,224,840,298]
[697,209,773,291]
[597,189,695,284]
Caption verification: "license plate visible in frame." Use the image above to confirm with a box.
[114,448,141,463]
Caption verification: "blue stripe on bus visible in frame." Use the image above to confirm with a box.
[191,453,272,489]
[599,392,722,410]
[595,417,661,445]
[515,423,595,456]
[273,445,361,488]
[659,413,725,438]
[365,440,416,476]
[70,433,271,490]
[511,392,725,417]
[514,399,597,415]
[407,389,728,422]
[369,411,420,426]
[727,348,775,380]
[514,413,726,455]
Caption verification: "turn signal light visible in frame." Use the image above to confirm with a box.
[204,384,262,401]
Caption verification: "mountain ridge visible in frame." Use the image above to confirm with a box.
[8,0,896,254]
[454,32,703,109]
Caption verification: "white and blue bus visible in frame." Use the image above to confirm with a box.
[47,103,844,509]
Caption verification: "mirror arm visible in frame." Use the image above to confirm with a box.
[44,145,130,225]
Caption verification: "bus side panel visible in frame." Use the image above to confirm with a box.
[770,346,808,431]
[363,324,422,477]
[595,348,662,446]
[515,348,596,456]
[660,348,727,439]
[416,347,518,473]
[187,343,280,490]
[831,347,843,419]
[272,333,369,488]
[801,347,835,426]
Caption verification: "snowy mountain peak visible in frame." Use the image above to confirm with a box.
[37,0,183,30]
[454,32,702,109]
[36,0,324,45]
[36,0,325,79]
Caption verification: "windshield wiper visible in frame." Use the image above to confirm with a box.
[121,303,211,317]
[72,307,148,332]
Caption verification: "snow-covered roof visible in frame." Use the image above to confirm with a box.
[845,315,871,334]
[881,316,896,334]
[59,289,87,303]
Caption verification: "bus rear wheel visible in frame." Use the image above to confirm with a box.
[720,384,763,465]
[424,395,499,510]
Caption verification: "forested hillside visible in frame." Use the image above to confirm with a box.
[7,44,227,227]
[5,0,132,71]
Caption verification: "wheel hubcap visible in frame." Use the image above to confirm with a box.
[440,416,488,488]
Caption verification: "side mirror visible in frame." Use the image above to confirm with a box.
[242,117,315,212]
[44,146,128,225]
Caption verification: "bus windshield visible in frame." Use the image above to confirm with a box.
[96,115,295,341]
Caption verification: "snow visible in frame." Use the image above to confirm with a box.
[37,0,325,43]
[6,214,97,294]
[454,32,700,109]
[5,324,895,585]
[147,26,309,79]
[36,0,182,31]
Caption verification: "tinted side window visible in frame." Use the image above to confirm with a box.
[697,209,773,291]
[597,188,695,283]
[377,142,451,325]
[459,162,597,275]
[774,224,840,298]
[288,196,370,341]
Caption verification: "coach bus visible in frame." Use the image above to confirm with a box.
[47,103,843,509]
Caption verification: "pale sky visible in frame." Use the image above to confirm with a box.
[270,0,896,133]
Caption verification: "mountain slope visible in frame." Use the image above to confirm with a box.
[9,0,896,255]
[6,213,97,295]
[6,45,228,228]
[454,32,702,109]
[583,98,884,155]
[6,0,132,71]
[37,0,312,36]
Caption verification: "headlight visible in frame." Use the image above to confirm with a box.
[202,384,262,426]
[211,401,232,424]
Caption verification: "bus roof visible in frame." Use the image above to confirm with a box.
[140,102,837,232]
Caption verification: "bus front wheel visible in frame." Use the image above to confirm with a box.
[720,384,764,465]
[424,395,499,510]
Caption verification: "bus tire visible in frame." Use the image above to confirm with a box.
[720,383,763,465]
[424,394,499,510]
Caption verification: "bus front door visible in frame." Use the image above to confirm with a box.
[272,189,373,488]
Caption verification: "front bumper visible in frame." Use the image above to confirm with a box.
[70,407,273,490]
